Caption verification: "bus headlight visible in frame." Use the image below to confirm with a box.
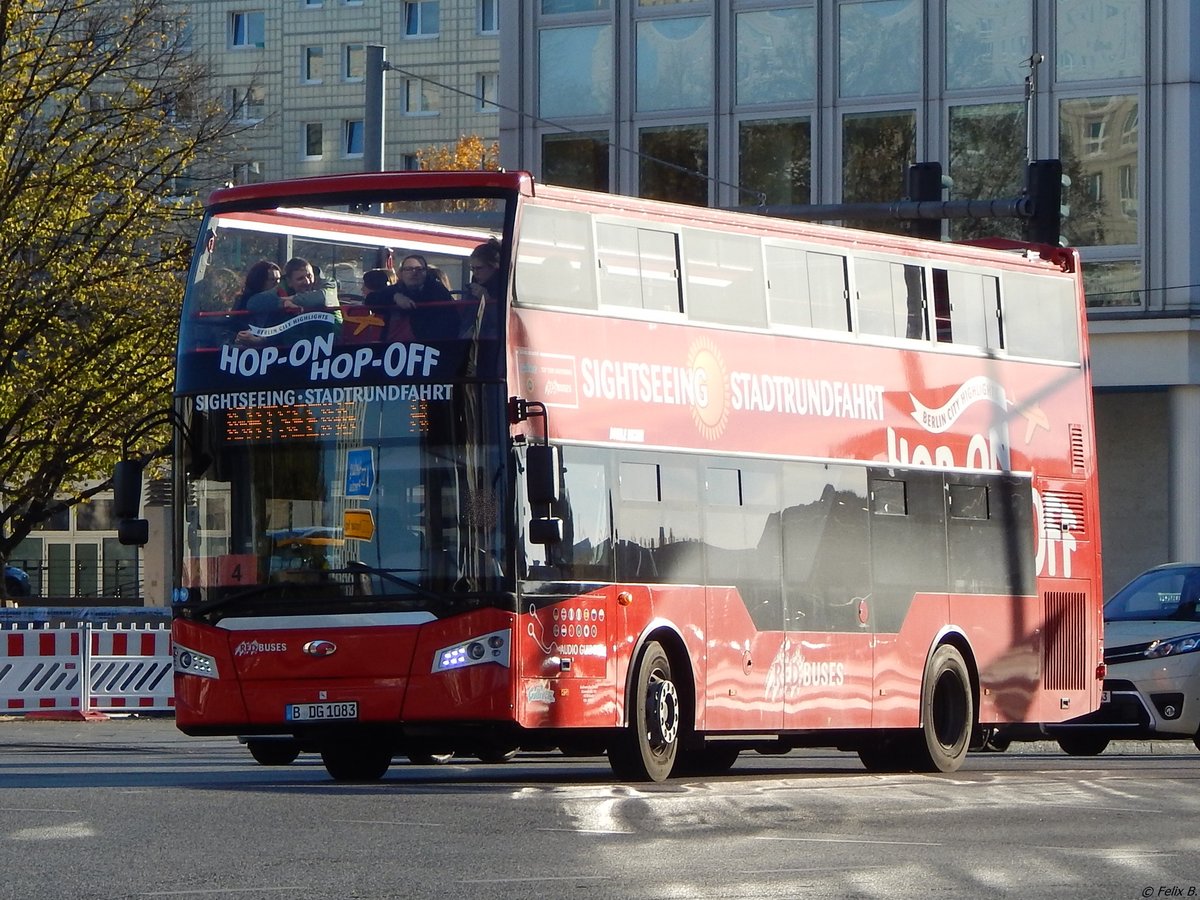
[174,643,219,679]
[432,629,510,673]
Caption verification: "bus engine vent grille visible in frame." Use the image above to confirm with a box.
[1041,490,1086,540]
[1043,590,1087,691]
[1069,424,1085,473]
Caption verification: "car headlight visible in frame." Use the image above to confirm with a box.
[1144,633,1200,659]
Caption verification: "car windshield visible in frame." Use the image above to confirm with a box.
[1104,567,1200,622]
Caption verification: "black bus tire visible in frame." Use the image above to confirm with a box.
[909,643,974,773]
[608,641,681,783]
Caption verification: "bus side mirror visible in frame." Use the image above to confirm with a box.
[114,459,149,546]
[526,444,560,505]
[118,518,150,546]
[113,459,145,520]
[529,517,562,545]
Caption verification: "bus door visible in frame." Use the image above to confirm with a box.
[781,464,874,730]
[701,465,785,733]
[867,469,949,729]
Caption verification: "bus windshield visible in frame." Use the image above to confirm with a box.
[178,191,510,393]
[178,385,511,616]
[172,182,515,619]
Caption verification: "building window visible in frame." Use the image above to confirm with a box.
[947,102,1025,241]
[944,0,1030,90]
[229,86,265,122]
[842,110,916,234]
[736,8,815,105]
[304,123,323,159]
[539,25,612,118]
[477,73,498,112]
[542,131,609,192]
[542,0,609,11]
[402,78,437,115]
[1060,96,1138,246]
[638,124,708,207]
[304,0,321,6]
[303,46,324,83]
[1056,0,1143,81]
[404,1,439,37]
[344,120,364,157]
[838,0,919,98]
[344,43,365,81]
[635,16,712,112]
[480,0,499,34]
[233,161,264,184]
[738,118,810,207]
[230,11,265,49]
[402,153,420,171]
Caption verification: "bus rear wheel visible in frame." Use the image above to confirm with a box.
[320,743,392,782]
[608,641,681,783]
[909,643,974,773]
[1055,733,1110,756]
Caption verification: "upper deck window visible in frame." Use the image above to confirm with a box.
[764,245,850,333]
[854,258,926,341]
[1003,272,1081,363]
[683,228,766,328]
[514,206,597,310]
[596,222,682,314]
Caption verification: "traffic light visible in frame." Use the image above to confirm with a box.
[1025,159,1067,245]
[905,162,944,241]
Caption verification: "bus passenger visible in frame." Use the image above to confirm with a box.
[233,260,282,311]
[238,256,341,342]
[392,254,459,340]
[361,268,411,343]
[465,238,504,338]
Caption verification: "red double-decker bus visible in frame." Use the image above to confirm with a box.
[142,170,1103,782]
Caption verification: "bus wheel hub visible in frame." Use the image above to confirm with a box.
[648,680,680,746]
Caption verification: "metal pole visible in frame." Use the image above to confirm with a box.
[364,45,388,172]
[1024,53,1044,166]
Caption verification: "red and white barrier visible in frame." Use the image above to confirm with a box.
[1,627,84,714]
[1,623,173,718]
[86,626,174,714]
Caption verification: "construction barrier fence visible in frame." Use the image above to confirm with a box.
[1,623,173,718]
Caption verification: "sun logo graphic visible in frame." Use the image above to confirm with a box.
[688,338,730,441]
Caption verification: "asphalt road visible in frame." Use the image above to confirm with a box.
[2,716,1198,900]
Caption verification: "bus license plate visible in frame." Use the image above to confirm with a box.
[286,701,358,721]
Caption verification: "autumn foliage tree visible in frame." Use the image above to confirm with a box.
[415,134,501,172]
[0,0,242,583]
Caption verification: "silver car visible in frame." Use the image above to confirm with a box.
[988,563,1200,755]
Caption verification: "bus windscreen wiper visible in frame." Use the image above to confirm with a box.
[340,561,443,602]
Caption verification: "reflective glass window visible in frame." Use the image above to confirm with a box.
[1056,0,1143,81]
[636,17,712,112]
[945,0,1031,89]
[738,118,811,207]
[1059,95,1138,246]
[839,0,919,97]
[948,103,1026,241]
[539,26,613,118]
[542,131,610,192]
[736,8,815,105]
[638,124,708,206]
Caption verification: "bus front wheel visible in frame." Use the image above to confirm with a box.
[320,743,392,782]
[608,641,681,783]
[246,739,301,766]
[909,643,974,773]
